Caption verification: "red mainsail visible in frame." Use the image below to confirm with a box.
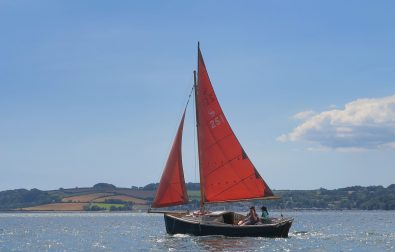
[151,110,189,208]
[196,47,274,204]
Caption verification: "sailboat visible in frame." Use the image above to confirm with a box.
[149,43,293,238]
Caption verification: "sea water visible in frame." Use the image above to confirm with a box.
[0,211,394,251]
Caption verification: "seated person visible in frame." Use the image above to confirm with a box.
[238,206,259,226]
[260,206,270,223]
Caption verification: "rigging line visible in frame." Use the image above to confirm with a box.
[185,84,194,110]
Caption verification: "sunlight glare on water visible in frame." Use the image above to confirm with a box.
[0,211,394,251]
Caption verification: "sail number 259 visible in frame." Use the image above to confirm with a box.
[209,115,224,129]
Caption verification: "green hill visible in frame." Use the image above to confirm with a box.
[0,183,154,211]
[1,183,394,211]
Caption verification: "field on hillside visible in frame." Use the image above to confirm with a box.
[92,195,147,204]
[91,203,124,210]
[115,189,154,199]
[61,193,113,203]
[22,203,87,211]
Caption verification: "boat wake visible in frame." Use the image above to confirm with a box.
[172,234,191,238]
[292,231,309,235]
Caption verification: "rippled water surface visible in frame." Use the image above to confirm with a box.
[0,211,394,251]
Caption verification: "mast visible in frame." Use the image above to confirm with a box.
[194,42,205,209]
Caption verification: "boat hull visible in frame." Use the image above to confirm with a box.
[164,213,293,238]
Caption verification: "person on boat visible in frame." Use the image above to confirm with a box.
[260,205,270,223]
[238,206,259,225]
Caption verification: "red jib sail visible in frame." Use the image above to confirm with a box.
[196,47,274,203]
[151,110,189,208]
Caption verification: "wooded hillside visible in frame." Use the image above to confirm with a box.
[1,183,394,211]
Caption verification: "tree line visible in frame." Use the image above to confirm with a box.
[0,189,60,210]
[1,184,394,211]
[146,183,395,210]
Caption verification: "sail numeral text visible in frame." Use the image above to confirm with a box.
[209,115,224,129]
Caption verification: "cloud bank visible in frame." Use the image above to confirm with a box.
[278,94,395,150]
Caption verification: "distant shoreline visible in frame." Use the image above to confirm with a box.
[1,183,394,211]
[2,209,395,214]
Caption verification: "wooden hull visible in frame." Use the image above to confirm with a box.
[164,212,293,238]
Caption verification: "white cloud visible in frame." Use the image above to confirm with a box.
[279,94,395,150]
[293,110,315,120]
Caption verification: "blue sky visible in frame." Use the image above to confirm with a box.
[1,1,394,190]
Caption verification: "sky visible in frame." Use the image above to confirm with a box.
[1,0,395,191]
